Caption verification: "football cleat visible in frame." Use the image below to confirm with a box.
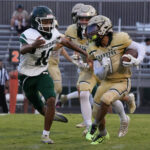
[76,122,86,128]
[53,112,68,123]
[128,93,136,113]
[91,132,110,145]
[60,95,68,104]
[86,124,97,141]
[41,135,54,144]
[118,115,130,137]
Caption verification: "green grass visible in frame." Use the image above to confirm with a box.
[0,114,150,150]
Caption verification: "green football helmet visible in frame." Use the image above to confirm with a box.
[30,6,55,34]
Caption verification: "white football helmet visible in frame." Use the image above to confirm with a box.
[76,5,97,39]
[71,3,84,23]
[87,15,113,41]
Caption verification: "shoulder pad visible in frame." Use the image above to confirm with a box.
[112,32,132,48]
[65,24,77,39]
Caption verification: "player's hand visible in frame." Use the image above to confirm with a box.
[101,57,112,73]
[102,57,111,68]
[86,57,93,70]
[31,36,46,48]
[122,54,140,67]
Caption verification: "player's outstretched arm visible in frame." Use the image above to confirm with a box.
[61,48,73,62]
[20,36,45,54]
[60,37,88,57]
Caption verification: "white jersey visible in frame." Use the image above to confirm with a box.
[18,28,62,76]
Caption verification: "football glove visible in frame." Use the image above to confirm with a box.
[93,60,109,80]
[122,54,140,67]
[102,57,112,73]
[71,54,81,60]
[71,55,90,70]
[78,61,90,70]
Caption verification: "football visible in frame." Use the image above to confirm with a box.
[122,48,138,62]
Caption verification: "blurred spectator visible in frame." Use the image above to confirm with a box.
[10,4,29,34]
[0,60,9,113]
[141,38,150,64]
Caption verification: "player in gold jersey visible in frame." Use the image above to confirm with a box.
[65,4,99,135]
[65,4,136,136]
[85,15,145,144]
[48,20,73,105]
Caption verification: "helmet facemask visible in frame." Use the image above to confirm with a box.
[77,16,91,39]
[35,15,55,33]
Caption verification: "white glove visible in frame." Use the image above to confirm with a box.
[102,57,111,68]
[71,54,80,60]
[78,61,89,70]
[71,54,81,66]
[122,54,140,67]
[93,60,109,80]
[72,58,89,70]
[102,57,112,73]
[72,59,80,66]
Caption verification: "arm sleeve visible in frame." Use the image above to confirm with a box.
[127,41,146,63]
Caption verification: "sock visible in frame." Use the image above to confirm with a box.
[80,91,92,128]
[43,130,50,136]
[112,100,127,122]
[89,94,94,106]
[55,93,59,105]
[67,91,79,100]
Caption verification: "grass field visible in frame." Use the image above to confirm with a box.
[0,114,150,150]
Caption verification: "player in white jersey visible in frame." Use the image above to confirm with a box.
[18,6,89,144]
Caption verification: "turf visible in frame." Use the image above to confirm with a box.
[0,114,150,150]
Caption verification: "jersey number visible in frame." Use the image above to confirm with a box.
[35,48,53,66]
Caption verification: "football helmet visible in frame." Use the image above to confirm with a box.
[71,3,84,23]
[30,6,55,34]
[76,5,97,39]
[86,15,113,41]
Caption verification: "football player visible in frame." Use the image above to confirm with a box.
[48,20,73,106]
[64,4,136,137]
[18,6,89,144]
[85,15,145,144]
[65,4,99,135]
